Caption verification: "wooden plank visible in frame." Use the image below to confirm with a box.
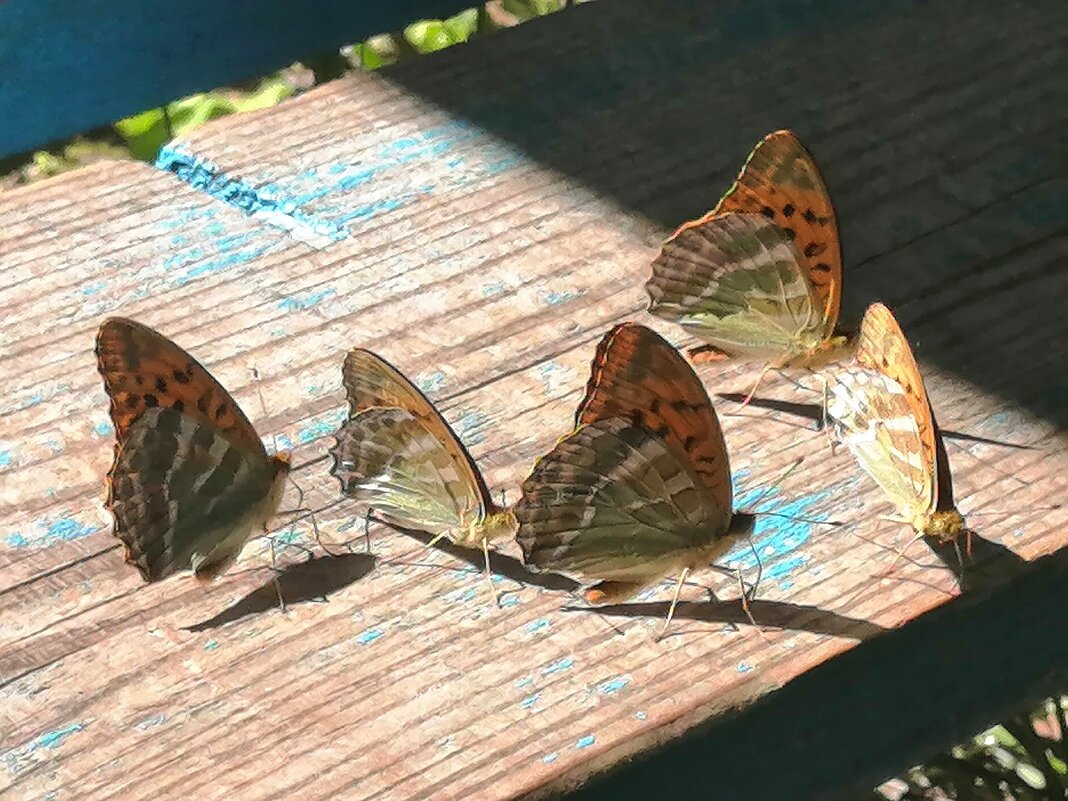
[0,0,476,158]
[1,1,1066,800]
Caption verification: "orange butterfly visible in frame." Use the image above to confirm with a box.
[826,303,969,556]
[96,317,290,582]
[646,130,853,400]
[514,323,755,634]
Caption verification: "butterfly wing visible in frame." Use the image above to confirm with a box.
[331,407,481,536]
[108,407,287,581]
[646,213,827,360]
[515,417,735,583]
[712,129,841,326]
[576,323,732,528]
[333,350,494,532]
[96,318,287,582]
[826,366,933,523]
[96,317,267,458]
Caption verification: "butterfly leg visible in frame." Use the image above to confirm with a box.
[269,538,288,613]
[741,364,774,407]
[656,567,690,641]
[481,536,502,609]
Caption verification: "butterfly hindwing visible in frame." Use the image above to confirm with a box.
[108,408,285,581]
[515,417,731,583]
[331,407,480,536]
[646,213,826,359]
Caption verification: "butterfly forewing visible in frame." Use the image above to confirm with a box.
[712,130,841,324]
[516,417,730,583]
[577,322,732,524]
[331,407,480,536]
[647,213,826,358]
[96,317,266,457]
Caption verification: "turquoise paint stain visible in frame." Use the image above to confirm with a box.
[542,657,574,675]
[278,288,336,312]
[452,588,478,604]
[336,196,407,224]
[525,618,551,634]
[93,420,113,437]
[514,676,534,689]
[5,532,27,547]
[171,244,274,286]
[575,735,596,749]
[542,752,558,764]
[1,722,87,775]
[356,629,383,645]
[539,289,582,306]
[737,662,752,673]
[6,516,98,549]
[481,281,506,298]
[635,711,648,721]
[136,714,167,731]
[455,409,490,446]
[0,450,12,468]
[500,594,520,608]
[297,409,346,444]
[417,371,446,394]
[203,640,220,651]
[155,145,346,243]
[163,246,206,270]
[45,440,63,454]
[598,676,631,695]
[520,693,540,710]
[273,434,293,451]
[171,234,189,246]
[81,281,107,296]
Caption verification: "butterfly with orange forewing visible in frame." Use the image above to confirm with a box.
[826,303,969,554]
[646,130,853,396]
[96,317,290,583]
[329,350,515,597]
[514,323,756,634]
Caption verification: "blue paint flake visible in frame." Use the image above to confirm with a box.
[136,714,167,731]
[542,657,574,675]
[525,618,551,634]
[81,281,107,296]
[481,281,506,298]
[7,516,99,549]
[0,450,12,468]
[278,288,336,312]
[520,693,540,710]
[155,146,346,244]
[542,752,558,764]
[597,676,631,695]
[514,676,534,689]
[417,371,446,393]
[455,409,490,446]
[356,629,383,645]
[297,409,346,444]
[737,662,752,673]
[575,735,596,749]
[203,640,220,651]
[500,594,520,608]
[539,289,582,306]
[635,711,648,721]
[3,722,87,775]
[93,420,113,437]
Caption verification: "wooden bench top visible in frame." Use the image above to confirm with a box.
[2,0,1067,798]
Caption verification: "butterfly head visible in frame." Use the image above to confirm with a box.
[270,450,293,476]
[918,508,968,545]
[785,332,857,370]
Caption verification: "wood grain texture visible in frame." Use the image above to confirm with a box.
[1,0,1067,799]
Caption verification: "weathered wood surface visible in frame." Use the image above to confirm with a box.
[2,0,1067,799]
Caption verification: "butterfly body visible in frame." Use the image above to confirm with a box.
[516,324,752,605]
[647,131,852,371]
[96,318,290,583]
[826,303,968,544]
[330,350,516,550]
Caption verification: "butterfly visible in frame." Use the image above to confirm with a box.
[329,349,516,596]
[826,303,969,557]
[645,130,853,400]
[96,317,291,583]
[514,322,756,635]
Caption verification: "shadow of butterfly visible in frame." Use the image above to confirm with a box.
[826,303,971,564]
[96,317,290,583]
[329,349,515,602]
[646,130,854,400]
[514,322,757,637]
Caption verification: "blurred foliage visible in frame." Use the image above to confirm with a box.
[1,0,585,189]
[873,695,1068,800]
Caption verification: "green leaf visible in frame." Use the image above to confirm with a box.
[114,108,169,161]
[443,8,479,42]
[404,20,454,53]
